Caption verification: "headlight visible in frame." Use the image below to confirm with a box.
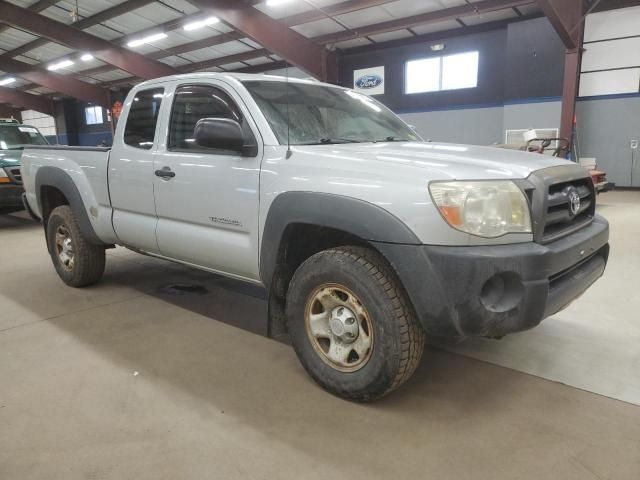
[0,168,9,184]
[429,180,531,238]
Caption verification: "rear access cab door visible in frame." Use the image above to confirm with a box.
[109,83,172,253]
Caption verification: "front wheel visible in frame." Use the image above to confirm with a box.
[46,205,105,287]
[286,246,425,401]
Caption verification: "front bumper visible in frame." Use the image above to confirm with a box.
[374,215,609,338]
[0,184,24,210]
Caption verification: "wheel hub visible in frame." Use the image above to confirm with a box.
[329,306,359,343]
[304,283,374,372]
[55,225,75,271]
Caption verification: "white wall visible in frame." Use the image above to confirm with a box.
[580,5,640,97]
[399,100,561,146]
[20,110,57,137]
[400,107,504,145]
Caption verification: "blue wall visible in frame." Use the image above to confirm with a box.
[78,131,113,146]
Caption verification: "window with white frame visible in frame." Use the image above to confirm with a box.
[85,105,104,125]
[405,51,479,94]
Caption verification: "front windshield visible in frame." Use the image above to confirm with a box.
[0,125,48,150]
[243,80,420,145]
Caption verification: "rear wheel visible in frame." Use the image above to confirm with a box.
[286,246,425,401]
[46,205,105,287]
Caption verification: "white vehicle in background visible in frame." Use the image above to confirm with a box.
[20,73,609,401]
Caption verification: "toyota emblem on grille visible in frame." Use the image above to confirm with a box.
[567,188,581,217]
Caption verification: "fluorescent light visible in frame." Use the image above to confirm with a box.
[47,59,74,71]
[127,32,168,48]
[0,77,16,86]
[266,0,293,5]
[80,53,94,61]
[183,16,219,31]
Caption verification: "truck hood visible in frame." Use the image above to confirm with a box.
[293,141,573,180]
[0,151,21,169]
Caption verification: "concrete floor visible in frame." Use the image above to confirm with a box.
[1,192,640,480]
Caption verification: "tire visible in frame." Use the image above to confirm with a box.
[286,246,425,401]
[46,205,105,287]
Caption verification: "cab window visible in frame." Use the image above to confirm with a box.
[168,84,253,155]
[123,88,164,150]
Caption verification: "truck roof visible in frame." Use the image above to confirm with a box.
[133,72,336,89]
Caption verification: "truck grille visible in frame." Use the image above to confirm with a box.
[6,166,22,184]
[526,165,596,245]
[542,178,595,243]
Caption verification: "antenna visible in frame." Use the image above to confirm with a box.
[283,15,292,160]
[285,61,292,159]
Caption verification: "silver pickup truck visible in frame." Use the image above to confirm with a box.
[21,73,609,401]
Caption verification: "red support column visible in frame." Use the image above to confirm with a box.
[559,48,581,144]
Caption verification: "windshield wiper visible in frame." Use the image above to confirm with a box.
[300,138,365,145]
[374,136,411,143]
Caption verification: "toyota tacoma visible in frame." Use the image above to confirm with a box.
[20,73,609,401]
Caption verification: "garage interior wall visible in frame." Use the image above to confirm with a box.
[341,17,565,146]
[20,110,57,143]
[576,5,640,187]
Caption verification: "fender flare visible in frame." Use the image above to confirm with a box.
[35,166,105,246]
[259,191,421,288]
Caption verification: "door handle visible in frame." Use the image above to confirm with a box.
[155,167,175,179]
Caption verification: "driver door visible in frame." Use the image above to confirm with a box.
[153,82,262,281]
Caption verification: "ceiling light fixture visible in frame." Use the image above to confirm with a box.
[430,43,445,51]
[80,53,94,61]
[127,32,168,48]
[47,59,74,71]
[183,16,220,31]
[0,77,16,86]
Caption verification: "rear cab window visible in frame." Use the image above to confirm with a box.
[123,88,164,150]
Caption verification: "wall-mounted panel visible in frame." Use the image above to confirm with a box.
[581,37,640,72]
[584,5,640,42]
[579,69,640,97]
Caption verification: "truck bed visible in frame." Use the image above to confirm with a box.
[21,144,117,244]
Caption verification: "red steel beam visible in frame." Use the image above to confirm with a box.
[0,86,54,114]
[534,1,584,149]
[0,0,177,80]
[0,58,110,106]
[11,1,394,87]
[186,0,337,81]
[535,0,583,49]
[559,49,580,143]
[0,0,58,36]
[315,0,535,44]
[0,104,22,119]
[0,0,155,60]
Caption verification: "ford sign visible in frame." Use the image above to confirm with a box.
[355,74,383,90]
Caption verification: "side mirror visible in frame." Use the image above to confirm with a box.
[194,118,256,156]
